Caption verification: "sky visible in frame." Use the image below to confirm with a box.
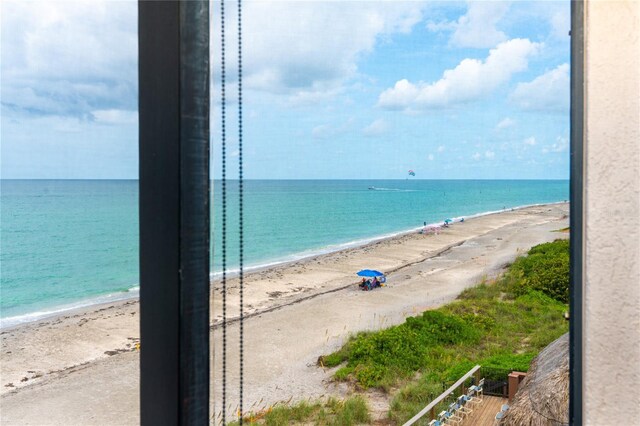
[1,0,571,179]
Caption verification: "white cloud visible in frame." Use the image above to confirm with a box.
[510,63,570,112]
[427,1,511,49]
[362,118,390,137]
[472,152,482,161]
[524,136,537,146]
[496,117,516,130]
[91,109,137,125]
[378,38,541,111]
[485,150,495,159]
[3,1,426,116]
[428,154,435,161]
[426,20,455,33]
[542,136,569,153]
[437,145,446,153]
[1,1,137,116]
[218,1,425,98]
[311,118,354,139]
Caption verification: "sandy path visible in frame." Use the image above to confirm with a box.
[0,204,568,425]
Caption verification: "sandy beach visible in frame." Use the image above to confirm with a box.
[0,203,569,425]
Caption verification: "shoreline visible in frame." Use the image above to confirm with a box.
[0,202,570,423]
[0,200,568,330]
[0,203,569,403]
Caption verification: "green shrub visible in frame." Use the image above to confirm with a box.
[353,363,386,388]
[334,366,354,381]
[441,361,476,383]
[480,353,536,373]
[508,239,570,303]
[329,310,479,388]
[320,352,346,368]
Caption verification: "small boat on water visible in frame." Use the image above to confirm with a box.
[368,186,376,190]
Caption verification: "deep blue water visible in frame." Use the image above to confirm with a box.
[0,179,568,326]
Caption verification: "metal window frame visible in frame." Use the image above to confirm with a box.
[569,0,584,424]
[137,0,584,424]
[138,1,210,424]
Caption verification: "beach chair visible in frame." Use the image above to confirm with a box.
[457,395,473,416]
[428,420,441,426]
[464,388,482,406]
[446,403,465,424]
[438,409,458,425]
[469,378,485,401]
[494,403,510,425]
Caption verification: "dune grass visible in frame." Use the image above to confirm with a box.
[319,239,570,424]
[229,395,370,426]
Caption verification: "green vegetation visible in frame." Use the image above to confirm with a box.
[506,239,570,303]
[319,239,570,424]
[229,395,370,426]
[234,239,569,425]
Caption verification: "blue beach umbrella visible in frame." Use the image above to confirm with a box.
[357,269,384,277]
[444,218,453,224]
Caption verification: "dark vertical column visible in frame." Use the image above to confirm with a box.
[569,0,584,425]
[139,1,210,425]
[179,1,211,424]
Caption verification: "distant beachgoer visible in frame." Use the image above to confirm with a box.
[424,221,426,226]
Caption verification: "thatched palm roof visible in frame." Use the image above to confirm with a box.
[500,333,569,426]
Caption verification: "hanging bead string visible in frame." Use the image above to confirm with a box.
[237,0,244,422]
[220,0,227,423]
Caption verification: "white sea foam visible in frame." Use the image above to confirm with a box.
[367,187,417,192]
[0,287,140,329]
[210,201,567,280]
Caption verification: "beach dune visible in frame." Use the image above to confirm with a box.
[0,203,569,425]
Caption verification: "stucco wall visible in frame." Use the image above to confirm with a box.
[584,0,640,423]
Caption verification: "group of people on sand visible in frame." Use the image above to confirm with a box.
[419,218,464,235]
[359,277,382,291]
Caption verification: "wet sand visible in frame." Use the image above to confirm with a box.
[0,203,569,425]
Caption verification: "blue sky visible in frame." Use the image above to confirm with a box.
[1,1,570,179]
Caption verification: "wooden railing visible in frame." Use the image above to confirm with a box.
[403,365,481,426]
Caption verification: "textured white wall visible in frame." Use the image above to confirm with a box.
[584,0,640,423]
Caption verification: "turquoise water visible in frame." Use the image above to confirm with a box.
[0,179,568,326]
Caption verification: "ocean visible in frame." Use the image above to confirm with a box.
[0,179,568,327]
